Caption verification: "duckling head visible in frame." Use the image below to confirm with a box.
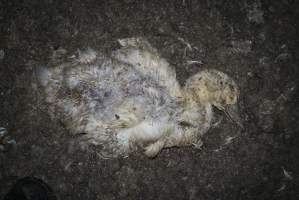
[184,69,243,128]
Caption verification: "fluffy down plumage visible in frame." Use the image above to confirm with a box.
[36,37,241,158]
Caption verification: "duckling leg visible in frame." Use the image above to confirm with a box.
[144,131,201,157]
[116,119,171,155]
[144,139,165,157]
[143,124,174,157]
[163,128,201,149]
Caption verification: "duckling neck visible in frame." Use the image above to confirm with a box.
[181,91,213,128]
[184,94,212,112]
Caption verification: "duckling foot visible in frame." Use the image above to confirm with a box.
[144,140,165,157]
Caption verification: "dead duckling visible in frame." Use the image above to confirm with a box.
[37,38,242,158]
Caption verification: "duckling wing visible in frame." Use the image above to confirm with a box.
[37,53,173,131]
[112,37,182,99]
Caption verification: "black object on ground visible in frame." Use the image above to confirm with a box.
[4,177,57,200]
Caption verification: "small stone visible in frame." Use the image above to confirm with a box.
[7,139,16,145]
[247,71,254,77]
[280,44,287,49]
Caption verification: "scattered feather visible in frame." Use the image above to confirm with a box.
[186,60,203,65]
[76,48,97,64]
[224,135,237,145]
[277,183,286,192]
[282,167,293,180]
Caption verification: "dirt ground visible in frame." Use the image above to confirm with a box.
[1,0,299,199]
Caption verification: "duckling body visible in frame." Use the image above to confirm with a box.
[37,38,240,157]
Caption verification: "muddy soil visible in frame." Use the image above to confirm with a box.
[1,0,299,199]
